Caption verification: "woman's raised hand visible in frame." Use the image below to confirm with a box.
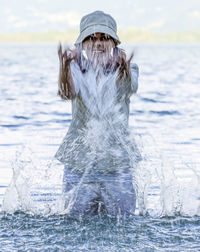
[113,48,133,82]
[57,43,76,100]
[58,43,73,70]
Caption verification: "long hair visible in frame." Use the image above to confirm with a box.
[113,47,133,83]
[57,43,133,100]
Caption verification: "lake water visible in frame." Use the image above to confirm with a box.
[0,43,200,251]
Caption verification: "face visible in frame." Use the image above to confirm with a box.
[82,33,115,66]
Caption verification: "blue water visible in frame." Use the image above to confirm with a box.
[1,213,200,251]
[0,43,200,251]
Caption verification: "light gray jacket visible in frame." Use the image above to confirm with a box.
[55,62,141,174]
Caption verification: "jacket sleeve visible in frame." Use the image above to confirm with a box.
[70,61,82,95]
[130,63,139,94]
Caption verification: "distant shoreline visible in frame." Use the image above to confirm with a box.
[0,29,200,43]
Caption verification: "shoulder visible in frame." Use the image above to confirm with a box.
[70,60,78,68]
[70,60,82,74]
[130,63,139,73]
[129,62,139,94]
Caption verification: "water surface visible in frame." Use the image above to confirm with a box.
[0,43,200,251]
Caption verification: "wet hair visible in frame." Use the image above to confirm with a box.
[57,38,133,100]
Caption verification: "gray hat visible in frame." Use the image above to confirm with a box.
[75,10,120,46]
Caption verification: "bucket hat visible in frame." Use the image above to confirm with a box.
[75,10,120,46]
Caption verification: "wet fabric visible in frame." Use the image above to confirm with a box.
[62,166,136,216]
[55,62,141,174]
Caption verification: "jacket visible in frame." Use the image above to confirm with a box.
[55,61,141,174]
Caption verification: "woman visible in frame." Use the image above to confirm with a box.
[55,10,141,216]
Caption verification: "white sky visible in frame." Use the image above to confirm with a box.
[0,0,200,33]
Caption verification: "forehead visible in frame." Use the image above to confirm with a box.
[89,33,109,37]
[82,32,115,46]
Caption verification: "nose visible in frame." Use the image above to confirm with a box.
[95,39,102,48]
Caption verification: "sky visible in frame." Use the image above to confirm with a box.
[0,0,200,33]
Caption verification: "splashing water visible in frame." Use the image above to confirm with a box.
[3,133,200,218]
[2,50,200,218]
[2,146,65,215]
[135,133,200,217]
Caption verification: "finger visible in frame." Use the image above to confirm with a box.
[63,50,67,59]
[58,43,62,58]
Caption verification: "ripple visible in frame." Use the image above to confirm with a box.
[1,124,24,128]
[130,110,144,114]
[173,141,192,145]
[13,116,30,120]
[141,97,158,103]
[51,111,71,116]
[0,213,200,251]
[6,98,16,101]
[149,110,181,116]
[0,144,21,146]
[191,138,200,141]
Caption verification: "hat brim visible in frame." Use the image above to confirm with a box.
[75,24,120,46]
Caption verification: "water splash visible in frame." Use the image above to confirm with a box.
[2,132,200,217]
[2,53,200,217]
[134,132,200,217]
[2,145,65,215]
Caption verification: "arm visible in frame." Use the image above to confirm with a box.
[130,63,139,94]
[57,43,76,100]
[113,47,133,83]
[113,48,139,96]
